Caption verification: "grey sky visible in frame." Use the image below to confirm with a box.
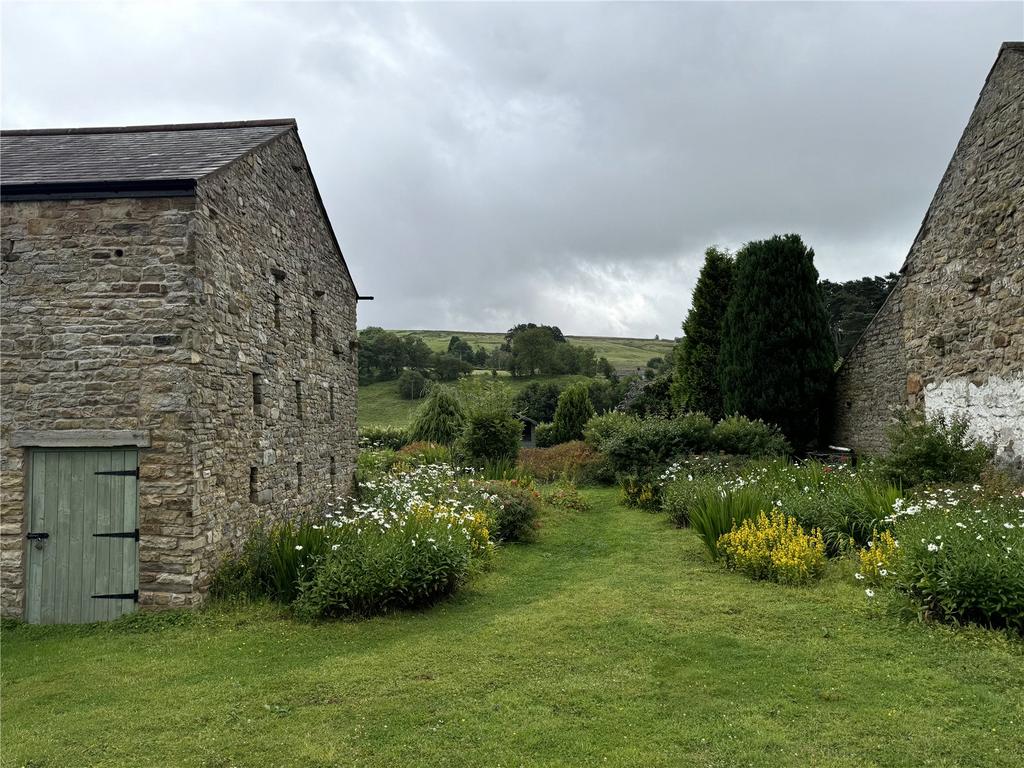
[3,2,1021,338]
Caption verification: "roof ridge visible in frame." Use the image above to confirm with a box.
[0,118,296,137]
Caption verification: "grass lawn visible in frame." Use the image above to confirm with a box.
[392,330,676,370]
[358,374,590,428]
[3,488,1022,767]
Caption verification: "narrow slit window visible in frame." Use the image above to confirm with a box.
[249,467,258,503]
[330,455,336,489]
[329,384,335,420]
[295,380,303,420]
[311,309,318,342]
[252,372,263,410]
[273,292,281,330]
[296,461,303,491]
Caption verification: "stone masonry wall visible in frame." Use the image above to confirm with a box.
[187,130,359,592]
[833,44,1024,467]
[832,277,908,455]
[0,197,201,615]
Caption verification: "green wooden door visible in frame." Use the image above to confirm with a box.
[25,448,139,624]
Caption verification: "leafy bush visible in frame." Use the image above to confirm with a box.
[884,489,1024,632]
[719,510,827,585]
[358,425,410,451]
[294,502,490,620]
[711,415,790,457]
[396,368,429,400]
[600,413,714,474]
[534,422,558,448]
[883,411,994,488]
[543,482,592,512]
[689,484,767,559]
[517,441,606,483]
[409,385,466,446]
[461,409,521,464]
[551,382,595,444]
[583,412,635,450]
[397,441,452,466]
[480,480,541,542]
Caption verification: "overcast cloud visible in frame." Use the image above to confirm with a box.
[3,1,1021,337]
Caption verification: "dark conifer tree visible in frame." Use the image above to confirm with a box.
[719,234,836,448]
[671,247,734,418]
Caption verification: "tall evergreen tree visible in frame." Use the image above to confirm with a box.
[671,247,734,418]
[719,234,836,449]
[552,382,595,443]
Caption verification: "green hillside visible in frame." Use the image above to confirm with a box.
[359,374,591,428]
[392,330,675,371]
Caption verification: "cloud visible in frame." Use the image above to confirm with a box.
[3,1,1020,337]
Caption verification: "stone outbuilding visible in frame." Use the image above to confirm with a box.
[832,43,1024,468]
[1,119,360,622]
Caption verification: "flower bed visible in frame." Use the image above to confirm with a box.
[213,459,541,619]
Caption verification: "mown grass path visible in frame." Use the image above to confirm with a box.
[3,489,1022,767]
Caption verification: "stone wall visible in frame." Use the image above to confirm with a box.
[0,197,201,614]
[833,43,1024,467]
[831,278,908,455]
[187,130,359,592]
[0,128,359,617]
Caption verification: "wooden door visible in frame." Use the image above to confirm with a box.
[25,448,139,624]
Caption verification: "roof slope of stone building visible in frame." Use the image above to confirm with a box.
[0,118,355,289]
[832,42,1024,465]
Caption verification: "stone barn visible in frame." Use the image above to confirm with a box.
[832,43,1024,468]
[1,119,360,622]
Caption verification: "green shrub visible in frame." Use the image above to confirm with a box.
[883,411,994,488]
[583,411,635,451]
[409,385,466,446]
[294,504,489,620]
[601,413,714,475]
[888,492,1024,632]
[551,382,595,444]
[534,422,558,448]
[396,441,452,466]
[396,368,429,400]
[358,425,410,451]
[461,409,521,464]
[689,484,767,559]
[711,415,790,457]
[481,480,541,542]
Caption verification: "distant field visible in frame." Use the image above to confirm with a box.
[392,330,675,371]
[359,374,591,428]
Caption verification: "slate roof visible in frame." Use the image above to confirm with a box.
[0,119,295,191]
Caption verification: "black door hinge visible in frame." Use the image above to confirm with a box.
[93,528,140,541]
[26,532,49,540]
[91,589,139,602]
[94,468,139,478]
